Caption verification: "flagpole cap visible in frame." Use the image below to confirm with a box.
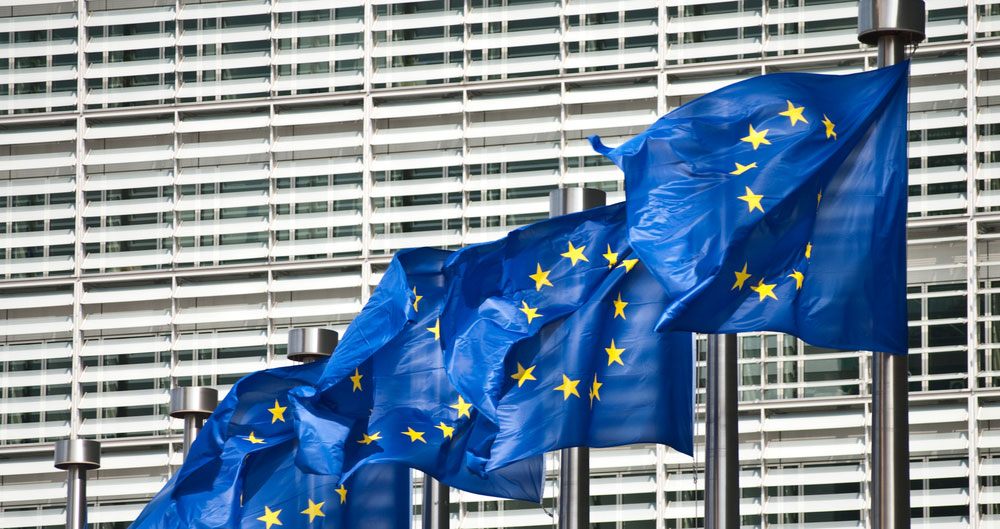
[169,387,219,419]
[287,327,339,363]
[549,188,607,217]
[858,0,925,46]
[54,439,101,470]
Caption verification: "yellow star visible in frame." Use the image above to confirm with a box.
[732,262,751,291]
[553,374,581,400]
[450,395,472,419]
[741,124,771,150]
[511,363,537,387]
[301,499,325,523]
[617,258,638,273]
[402,426,427,443]
[750,279,778,301]
[258,506,282,529]
[268,399,287,424]
[589,374,602,408]
[805,242,812,259]
[602,244,618,269]
[529,263,553,291]
[787,270,804,290]
[519,301,542,324]
[730,161,757,175]
[245,431,265,444]
[358,431,382,445]
[822,114,836,139]
[612,293,628,320]
[817,189,822,207]
[435,422,455,439]
[778,100,808,126]
[350,368,363,392]
[335,484,348,504]
[560,241,589,266]
[427,318,440,340]
[738,186,764,213]
[605,339,625,366]
[412,286,423,312]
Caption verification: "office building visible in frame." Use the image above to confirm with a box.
[0,0,993,528]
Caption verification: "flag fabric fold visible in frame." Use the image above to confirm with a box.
[438,203,694,472]
[591,62,910,355]
[293,247,546,503]
[129,361,409,529]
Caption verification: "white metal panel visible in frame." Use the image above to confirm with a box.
[174,278,268,298]
[178,164,268,185]
[177,114,270,134]
[0,151,76,172]
[177,137,269,159]
[85,144,174,166]
[86,6,176,26]
[174,242,269,264]
[174,303,269,325]
[85,120,174,140]
[0,291,72,310]
[0,316,73,336]
[1,342,72,362]
[175,329,268,350]
[81,335,171,357]
[81,310,172,331]
[82,284,172,305]
[271,183,363,204]
[178,0,269,19]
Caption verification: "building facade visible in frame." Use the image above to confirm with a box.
[0,0,993,527]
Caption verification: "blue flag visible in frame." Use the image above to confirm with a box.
[438,203,694,471]
[293,248,545,502]
[129,361,409,529]
[591,62,910,355]
[440,204,634,422]
[480,258,693,472]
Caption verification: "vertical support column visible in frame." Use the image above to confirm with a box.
[704,334,739,529]
[422,476,450,529]
[169,387,219,457]
[54,439,101,529]
[857,3,925,529]
[549,187,606,529]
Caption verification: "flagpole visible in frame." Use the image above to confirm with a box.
[421,477,450,529]
[704,334,738,529]
[53,439,100,529]
[857,2,924,529]
[169,387,218,456]
[549,187,606,529]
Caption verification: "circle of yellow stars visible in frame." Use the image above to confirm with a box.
[725,98,834,304]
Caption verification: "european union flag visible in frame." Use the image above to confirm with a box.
[440,204,633,422]
[438,203,694,471]
[591,62,910,355]
[480,258,693,471]
[293,247,545,502]
[129,360,409,529]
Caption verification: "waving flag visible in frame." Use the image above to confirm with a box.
[592,62,910,355]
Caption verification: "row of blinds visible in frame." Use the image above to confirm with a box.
[0,0,973,112]
[0,50,989,279]
[2,397,997,528]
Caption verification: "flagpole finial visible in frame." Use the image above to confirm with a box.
[287,327,339,363]
[858,0,926,46]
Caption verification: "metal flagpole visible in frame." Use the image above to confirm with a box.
[54,438,100,529]
[169,387,219,456]
[704,334,738,529]
[857,2,924,529]
[422,477,450,529]
[549,187,606,529]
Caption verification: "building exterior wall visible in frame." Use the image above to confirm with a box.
[0,0,994,528]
